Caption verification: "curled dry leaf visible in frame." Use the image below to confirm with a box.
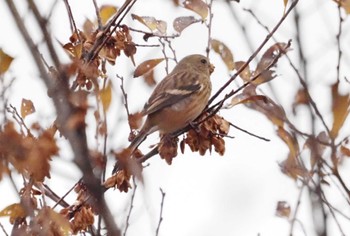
[0,203,26,224]
[278,127,308,180]
[303,131,329,167]
[103,170,131,192]
[173,16,200,33]
[143,70,157,86]
[63,42,83,59]
[0,48,14,75]
[131,14,167,35]
[184,113,228,156]
[211,39,235,71]
[134,58,164,78]
[99,5,118,25]
[0,122,58,182]
[21,98,36,119]
[70,205,94,234]
[333,0,350,14]
[158,136,179,165]
[341,145,350,157]
[276,201,291,218]
[252,42,290,85]
[183,0,209,20]
[330,81,350,140]
[35,207,72,235]
[234,61,251,81]
[292,88,309,114]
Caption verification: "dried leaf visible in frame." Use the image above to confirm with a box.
[333,0,350,14]
[237,86,287,127]
[63,42,83,59]
[99,5,118,25]
[173,16,199,33]
[36,207,72,235]
[0,48,14,75]
[0,203,26,224]
[226,94,267,109]
[253,42,290,85]
[292,88,309,114]
[211,39,235,71]
[276,201,291,218]
[330,81,350,139]
[159,136,179,165]
[83,18,95,35]
[131,14,167,34]
[278,127,299,159]
[21,98,36,119]
[100,81,112,112]
[134,58,164,78]
[183,0,209,20]
[341,145,350,157]
[143,70,157,86]
[235,61,251,81]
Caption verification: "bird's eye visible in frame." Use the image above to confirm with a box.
[200,58,207,64]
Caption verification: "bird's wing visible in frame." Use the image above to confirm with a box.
[142,71,202,116]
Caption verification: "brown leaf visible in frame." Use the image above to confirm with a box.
[278,127,299,159]
[124,42,137,66]
[0,203,26,224]
[183,0,209,20]
[211,39,235,71]
[292,88,309,114]
[99,5,118,25]
[235,61,251,81]
[35,207,72,235]
[21,98,36,119]
[158,136,179,164]
[276,201,291,218]
[173,16,200,33]
[143,70,157,87]
[333,0,350,14]
[330,81,350,139]
[253,42,290,85]
[227,94,267,109]
[131,14,167,34]
[0,49,14,75]
[341,145,350,157]
[243,86,286,127]
[63,42,83,59]
[134,58,164,78]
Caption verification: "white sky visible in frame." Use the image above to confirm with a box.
[1,0,350,235]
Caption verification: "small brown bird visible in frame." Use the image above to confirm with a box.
[129,54,214,152]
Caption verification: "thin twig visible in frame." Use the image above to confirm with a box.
[205,0,214,58]
[92,0,102,29]
[62,0,80,39]
[123,177,138,236]
[229,122,270,141]
[155,188,166,236]
[0,223,9,236]
[336,2,343,83]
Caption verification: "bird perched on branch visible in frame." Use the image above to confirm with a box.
[128,54,215,153]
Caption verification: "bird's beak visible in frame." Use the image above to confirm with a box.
[209,63,215,74]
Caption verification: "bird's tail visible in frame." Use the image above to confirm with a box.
[128,129,147,153]
[112,129,148,174]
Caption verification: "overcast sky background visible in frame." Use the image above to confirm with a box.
[1,0,350,235]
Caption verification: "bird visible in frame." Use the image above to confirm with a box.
[128,54,215,154]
